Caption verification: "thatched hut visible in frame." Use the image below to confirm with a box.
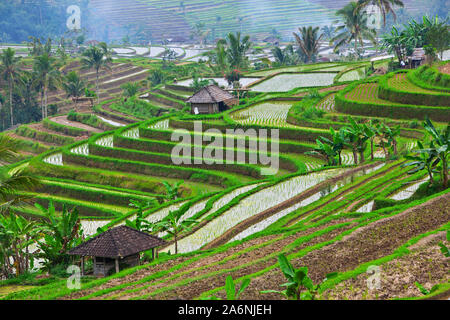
[409,48,426,68]
[68,226,165,277]
[187,85,238,114]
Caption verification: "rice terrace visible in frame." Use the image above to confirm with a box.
[0,0,449,307]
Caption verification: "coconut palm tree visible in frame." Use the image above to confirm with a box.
[356,0,404,27]
[222,32,252,70]
[332,2,377,54]
[0,135,40,213]
[0,48,21,127]
[121,82,141,101]
[293,26,323,63]
[81,45,112,104]
[33,53,61,119]
[61,71,86,109]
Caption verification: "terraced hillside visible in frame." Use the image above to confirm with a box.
[2,56,448,301]
[88,0,428,40]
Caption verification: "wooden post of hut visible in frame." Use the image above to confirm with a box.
[68,226,166,277]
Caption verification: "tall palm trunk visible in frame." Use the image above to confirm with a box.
[96,68,100,105]
[9,78,13,127]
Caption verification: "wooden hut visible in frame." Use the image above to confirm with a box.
[68,226,165,277]
[409,48,426,68]
[187,85,238,115]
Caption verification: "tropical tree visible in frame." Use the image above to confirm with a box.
[320,127,347,166]
[321,25,336,40]
[81,45,112,104]
[0,212,39,277]
[0,135,40,213]
[0,48,21,127]
[61,71,86,109]
[33,53,61,119]
[153,210,196,255]
[307,138,338,166]
[332,2,377,55]
[261,254,338,300]
[421,119,449,188]
[343,117,371,164]
[35,202,84,271]
[221,32,252,70]
[402,140,439,185]
[121,82,141,101]
[356,0,404,27]
[125,200,158,233]
[162,181,184,202]
[293,26,323,63]
[206,41,228,74]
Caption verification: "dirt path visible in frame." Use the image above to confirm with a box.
[50,116,103,133]
[294,84,349,97]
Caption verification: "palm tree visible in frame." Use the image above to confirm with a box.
[356,0,404,27]
[0,48,21,127]
[221,32,252,70]
[33,53,61,119]
[81,45,112,104]
[293,26,323,63]
[62,71,86,109]
[0,135,40,213]
[121,82,141,101]
[321,25,336,40]
[332,2,377,55]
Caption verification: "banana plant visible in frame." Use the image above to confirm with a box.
[125,199,158,233]
[162,180,184,202]
[438,231,449,258]
[35,201,84,271]
[422,118,449,188]
[203,276,251,300]
[343,117,370,164]
[306,139,337,166]
[153,210,197,255]
[319,127,346,166]
[261,254,338,300]
[402,140,439,185]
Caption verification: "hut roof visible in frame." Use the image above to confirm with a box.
[187,85,237,105]
[68,226,165,258]
[410,48,426,61]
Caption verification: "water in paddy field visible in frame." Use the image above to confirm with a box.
[162,168,349,254]
[175,78,260,88]
[250,73,336,92]
[230,163,386,241]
